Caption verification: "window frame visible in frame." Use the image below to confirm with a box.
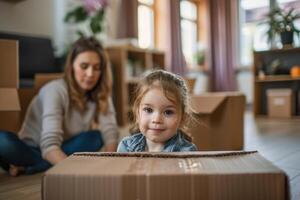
[137,0,156,48]
[179,0,201,71]
[180,0,199,43]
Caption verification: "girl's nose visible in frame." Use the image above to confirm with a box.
[152,112,162,123]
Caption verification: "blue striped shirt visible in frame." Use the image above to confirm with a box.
[117,132,197,152]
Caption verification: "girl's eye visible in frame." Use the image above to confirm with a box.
[164,109,175,116]
[143,107,153,113]
[80,63,89,69]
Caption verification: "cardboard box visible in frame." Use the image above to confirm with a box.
[34,73,63,91]
[42,151,289,200]
[0,88,21,132]
[0,41,62,133]
[0,40,21,133]
[187,92,245,151]
[18,88,38,123]
[267,89,292,118]
[0,39,19,88]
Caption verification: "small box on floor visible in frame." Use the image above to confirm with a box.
[42,151,289,200]
[267,89,292,118]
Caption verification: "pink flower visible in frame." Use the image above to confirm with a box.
[83,0,109,14]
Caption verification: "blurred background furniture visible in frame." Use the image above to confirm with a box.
[106,45,165,126]
[253,48,300,117]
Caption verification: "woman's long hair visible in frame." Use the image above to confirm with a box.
[64,37,112,117]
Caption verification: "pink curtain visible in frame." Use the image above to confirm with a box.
[207,0,238,91]
[116,0,138,39]
[168,0,186,75]
[157,0,186,75]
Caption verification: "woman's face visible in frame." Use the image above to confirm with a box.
[72,51,101,92]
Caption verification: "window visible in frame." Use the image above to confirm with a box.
[180,0,199,68]
[239,0,270,67]
[239,0,300,68]
[138,0,155,48]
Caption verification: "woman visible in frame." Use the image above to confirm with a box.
[0,37,119,176]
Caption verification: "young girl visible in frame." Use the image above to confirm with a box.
[118,70,197,152]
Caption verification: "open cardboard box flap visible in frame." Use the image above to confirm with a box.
[0,88,20,111]
[191,95,226,114]
[190,92,245,114]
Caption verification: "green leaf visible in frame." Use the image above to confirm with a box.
[76,30,86,37]
[64,6,88,23]
[89,10,105,34]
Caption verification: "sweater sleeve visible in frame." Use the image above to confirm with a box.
[99,98,120,146]
[39,82,66,158]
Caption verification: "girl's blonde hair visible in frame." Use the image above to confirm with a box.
[131,70,194,140]
[63,37,112,118]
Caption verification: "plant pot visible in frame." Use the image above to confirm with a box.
[280,31,294,45]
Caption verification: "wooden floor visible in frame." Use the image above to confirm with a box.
[0,111,300,200]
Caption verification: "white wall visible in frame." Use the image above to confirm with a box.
[0,0,121,55]
[0,0,55,37]
[236,71,253,104]
[0,0,67,55]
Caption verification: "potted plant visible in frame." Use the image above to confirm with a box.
[64,0,109,38]
[260,7,300,48]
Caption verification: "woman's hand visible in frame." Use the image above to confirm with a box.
[45,149,67,165]
[103,143,118,152]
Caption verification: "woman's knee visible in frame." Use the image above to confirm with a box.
[0,131,18,152]
[83,130,103,148]
[62,130,103,154]
[73,130,103,150]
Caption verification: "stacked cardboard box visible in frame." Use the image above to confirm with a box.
[0,40,61,133]
[0,39,21,133]
[187,92,245,151]
[42,151,289,200]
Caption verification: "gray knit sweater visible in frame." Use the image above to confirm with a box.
[18,79,119,158]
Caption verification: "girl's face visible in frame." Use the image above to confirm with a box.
[137,87,182,144]
[73,51,101,92]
